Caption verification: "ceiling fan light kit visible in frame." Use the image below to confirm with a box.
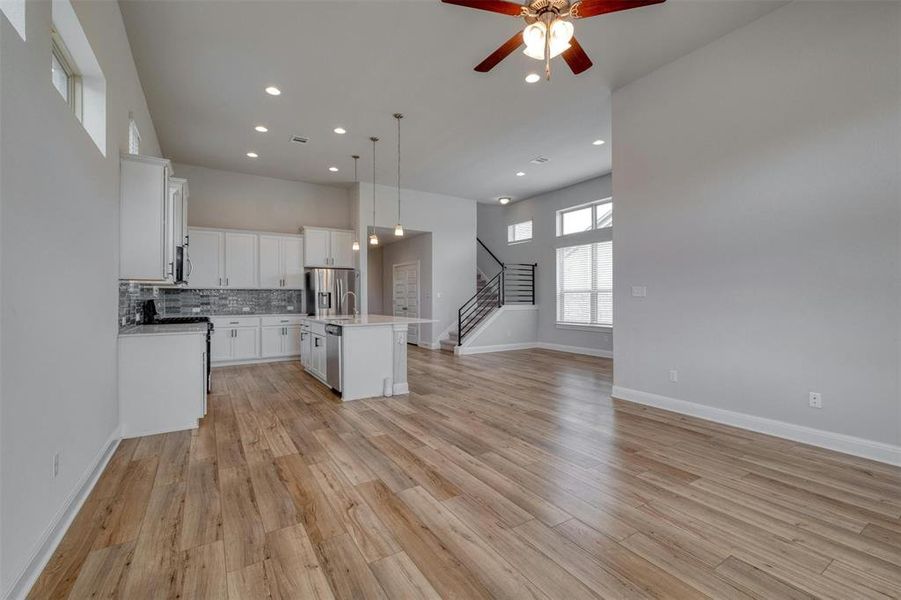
[442,0,665,79]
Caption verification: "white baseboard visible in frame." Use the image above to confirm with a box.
[612,386,901,467]
[456,342,536,355]
[393,382,410,395]
[456,341,613,358]
[417,341,440,351]
[121,421,199,440]
[212,356,299,368]
[4,428,122,600]
[535,342,613,358]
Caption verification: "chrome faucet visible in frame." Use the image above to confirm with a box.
[342,291,359,317]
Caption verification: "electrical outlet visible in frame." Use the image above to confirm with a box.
[152,286,159,297]
[242,307,251,312]
[121,316,127,326]
[287,305,294,311]
[631,286,647,297]
[52,452,60,478]
[191,307,201,313]
[809,392,822,409]
[669,369,678,383]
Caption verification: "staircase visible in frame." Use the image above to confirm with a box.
[439,239,535,352]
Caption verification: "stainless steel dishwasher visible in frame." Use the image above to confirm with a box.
[325,324,342,393]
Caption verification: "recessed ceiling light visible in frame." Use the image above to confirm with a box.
[592,139,605,146]
[264,86,281,96]
[328,166,339,172]
[254,125,268,133]
[246,152,258,158]
[499,197,511,205]
[516,171,525,177]
[525,73,540,83]
[333,127,346,135]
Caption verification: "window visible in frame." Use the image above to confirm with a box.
[129,117,142,155]
[51,30,81,119]
[557,198,612,237]
[507,220,533,244]
[50,0,107,155]
[556,241,612,327]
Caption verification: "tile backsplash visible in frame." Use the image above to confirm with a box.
[119,282,305,326]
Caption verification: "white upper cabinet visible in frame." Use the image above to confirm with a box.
[303,227,355,268]
[304,228,331,267]
[169,178,189,249]
[187,229,223,288]
[283,237,304,287]
[259,234,304,289]
[120,154,172,282]
[330,230,355,269]
[259,235,282,289]
[224,232,257,288]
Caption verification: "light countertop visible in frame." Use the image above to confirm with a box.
[118,323,209,337]
[301,314,435,328]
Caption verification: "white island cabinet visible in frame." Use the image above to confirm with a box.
[299,315,434,401]
[118,325,207,438]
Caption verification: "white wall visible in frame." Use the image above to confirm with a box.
[0,0,161,595]
[612,1,901,453]
[354,183,477,346]
[175,162,352,234]
[381,233,433,342]
[478,175,614,354]
[366,245,383,315]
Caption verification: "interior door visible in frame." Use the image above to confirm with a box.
[187,229,222,288]
[282,237,304,288]
[392,262,420,344]
[258,235,282,288]
[224,232,257,288]
[330,230,355,268]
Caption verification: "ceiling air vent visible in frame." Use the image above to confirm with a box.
[530,156,550,164]
[290,135,309,144]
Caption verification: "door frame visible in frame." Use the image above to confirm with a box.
[392,260,420,345]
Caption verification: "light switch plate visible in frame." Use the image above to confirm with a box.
[631,286,647,297]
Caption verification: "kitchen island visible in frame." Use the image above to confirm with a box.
[299,314,434,401]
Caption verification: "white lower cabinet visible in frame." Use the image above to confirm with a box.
[299,325,312,368]
[211,315,303,364]
[310,333,326,381]
[119,331,206,437]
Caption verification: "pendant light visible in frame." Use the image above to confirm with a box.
[368,137,379,246]
[351,154,361,251]
[393,113,404,237]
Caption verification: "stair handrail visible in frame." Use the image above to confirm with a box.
[455,241,538,346]
[477,237,504,271]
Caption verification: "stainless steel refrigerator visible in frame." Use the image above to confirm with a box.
[305,268,357,317]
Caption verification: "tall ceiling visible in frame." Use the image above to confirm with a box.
[120,0,783,202]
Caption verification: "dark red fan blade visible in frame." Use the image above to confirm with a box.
[574,0,665,19]
[475,31,524,72]
[441,0,524,16]
[562,37,593,74]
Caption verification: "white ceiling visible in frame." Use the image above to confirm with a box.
[120,0,783,203]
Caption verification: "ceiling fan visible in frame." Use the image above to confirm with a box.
[441,0,665,79]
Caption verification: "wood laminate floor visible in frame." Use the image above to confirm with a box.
[29,347,901,599]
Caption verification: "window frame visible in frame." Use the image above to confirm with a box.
[555,240,613,330]
[128,117,142,155]
[507,219,533,245]
[556,197,612,238]
[51,29,83,121]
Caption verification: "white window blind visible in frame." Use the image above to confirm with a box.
[556,240,612,327]
[507,220,533,244]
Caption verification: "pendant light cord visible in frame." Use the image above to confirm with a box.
[394,113,403,224]
[370,137,378,228]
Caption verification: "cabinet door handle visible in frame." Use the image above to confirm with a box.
[226,277,229,286]
[218,277,222,286]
